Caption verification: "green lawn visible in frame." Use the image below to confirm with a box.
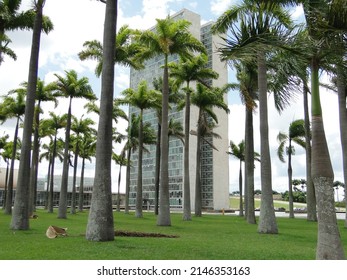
[230,196,309,210]
[1,209,347,260]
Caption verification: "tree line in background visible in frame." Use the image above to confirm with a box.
[0,0,346,260]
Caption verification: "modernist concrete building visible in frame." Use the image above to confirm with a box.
[128,9,229,211]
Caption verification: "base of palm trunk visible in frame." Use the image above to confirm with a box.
[314,176,345,260]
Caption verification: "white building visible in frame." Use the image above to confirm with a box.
[128,9,229,211]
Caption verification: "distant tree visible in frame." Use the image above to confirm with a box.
[277,119,306,218]
[0,88,25,214]
[228,140,260,217]
[117,80,161,218]
[52,70,96,219]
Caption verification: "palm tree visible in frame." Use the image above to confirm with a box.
[168,54,218,221]
[228,59,259,224]
[212,0,295,234]
[24,78,58,215]
[117,80,161,218]
[228,140,260,217]
[267,30,317,221]
[11,0,53,230]
[112,152,127,212]
[70,115,96,214]
[78,24,145,77]
[1,140,14,206]
[151,76,181,215]
[52,69,96,219]
[139,15,206,226]
[78,134,96,212]
[86,0,117,242]
[40,113,66,213]
[277,119,306,218]
[301,0,346,259]
[190,83,229,216]
[0,0,53,65]
[0,34,16,64]
[39,137,63,211]
[122,114,156,214]
[0,88,25,214]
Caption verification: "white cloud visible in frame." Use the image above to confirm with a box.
[211,0,232,16]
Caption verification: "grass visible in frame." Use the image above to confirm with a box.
[1,209,347,260]
[230,196,309,210]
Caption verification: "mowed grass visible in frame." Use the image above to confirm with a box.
[229,196,307,210]
[1,209,347,260]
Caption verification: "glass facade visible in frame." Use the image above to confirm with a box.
[128,9,228,210]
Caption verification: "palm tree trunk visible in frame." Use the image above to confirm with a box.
[78,157,85,212]
[116,163,122,212]
[48,135,57,213]
[195,110,202,217]
[11,0,44,230]
[58,98,72,219]
[124,148,131,214]
[245,106,256,224]
[4,117,19,214]
[86,0,117,241]
[29,106,41,216]
[44,157,51,210]
[238,160,243,217]
[70,145,79,214]
[257,50,277,234]
[2,161,9,210]
[303,82,316,221]
[157,59,171,226]
[311,59,344,259]
[288,146,294,218]
[183,88,191,221]
[154,123,161,215]
[336,67,347,228]
[135,109,144,218]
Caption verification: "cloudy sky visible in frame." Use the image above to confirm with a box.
[0,0,344,197]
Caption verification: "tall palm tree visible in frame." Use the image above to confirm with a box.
[228,140,260,217]
[190,83,229,216]
[52,70,96,219]
[301,0,346,259]
[1,140,16,205]
[122,114,156,214]
[117,80,161,218]
[0,0,53,65]
[230,60,259,224]
[11,0,53,230]
[0,88,25,214]
[70,115,96,214]
[86,0,117,242]
[25,78,58,215]
[39,137,63,211]
[168,54,218,221]
[212,0,294,234]
[277,119,306,218]
[151,76,181,215]
[78,134,96,212]
[267,30,317,221]
[78,24,145,77]
[139,15,206,226]
[40,113,66,213]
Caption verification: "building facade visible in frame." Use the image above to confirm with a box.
[128,9,229,211]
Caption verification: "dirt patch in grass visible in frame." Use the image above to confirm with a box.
[115,230,178,238]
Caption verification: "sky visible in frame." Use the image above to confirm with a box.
[0,0,344,199]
